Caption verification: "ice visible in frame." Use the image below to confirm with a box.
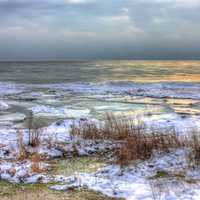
[31,105,90,118]
[0,101,9,110]
[1,81,200,100]
[0,113,26,123]
[0,82,25,96]
[38,81,200,100]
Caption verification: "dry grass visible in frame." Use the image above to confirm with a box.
[27,111,41,147]
[17,129,46,173]
[17,127,41,161]
[0,181,119,200]
[71,114,145,141]
[20,113,200,169]
[29,128,41,147]
[71,114,200,167]
[31,153,42,173]
[31,153,47,173]
[185,130,200,168]
[115,131,182,166]
[17,129,29,161]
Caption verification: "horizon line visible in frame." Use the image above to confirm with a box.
[0,58,200,62]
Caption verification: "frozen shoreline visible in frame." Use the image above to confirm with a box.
[1,116,200,199]
[1,81,200,99]
[1,81,200,199]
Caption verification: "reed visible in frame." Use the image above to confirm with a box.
[71,114,184,166]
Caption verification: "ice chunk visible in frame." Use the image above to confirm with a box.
[31,105,90,118]
[0,101,9,110]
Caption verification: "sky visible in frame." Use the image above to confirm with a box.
[0,0,200,60]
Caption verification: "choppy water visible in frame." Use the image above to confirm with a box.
[0,60,200,83]
[0,60,200,129]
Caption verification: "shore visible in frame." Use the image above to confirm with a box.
[0,80,200,199]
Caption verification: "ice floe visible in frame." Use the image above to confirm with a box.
[31,105,90,118]
[0,82,25,96]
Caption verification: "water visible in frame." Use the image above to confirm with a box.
[0,60,200,129]
[0,60,200,83]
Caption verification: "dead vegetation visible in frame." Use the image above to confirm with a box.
[17,129,29,161]
[31,153,47,173]
[16,112,200,171]
[71,114,200,168]
[71,114,145,141]
[27,111,41,147]
[185,130,200,168]
[17,112,46,173]
[115,132,181,166]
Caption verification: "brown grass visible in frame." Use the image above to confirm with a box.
[29,129,41,147]
[21,113,200,169]
[27,111,41,147]
[71,114,183,166]
[115,132,182,166]
[185,130,200,168]
[71,114,145,141]
[31,153,47,173]
[17,129,29,161]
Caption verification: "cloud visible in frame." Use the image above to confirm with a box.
[64,0,94,4]
[0,0,200,60]
[145,0,200,8]
[121,7,129,14]
[101,15,130,25]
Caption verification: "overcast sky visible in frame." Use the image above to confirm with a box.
[0,0,200,60]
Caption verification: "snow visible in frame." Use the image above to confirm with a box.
[1,116,200,199]
[1,81,200,199]
[49,149,200,200]
[144,114,200,135]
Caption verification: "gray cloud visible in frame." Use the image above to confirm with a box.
[0,0,200,60]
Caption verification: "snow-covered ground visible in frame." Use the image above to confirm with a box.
[50,149,200,200]
[0,116,200,199]
[1,81,200,199]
